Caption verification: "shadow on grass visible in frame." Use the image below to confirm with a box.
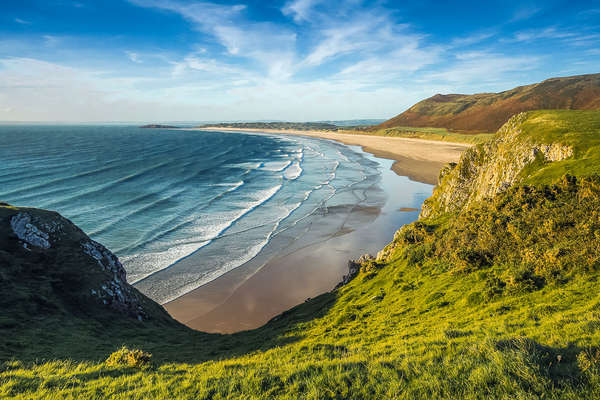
[0,291,339,365]
[492,337,592,389]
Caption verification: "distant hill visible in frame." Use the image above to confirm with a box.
[139,124,179,129]
[318,119,386,127]
[378,73,600,133]
[198,121,339,131]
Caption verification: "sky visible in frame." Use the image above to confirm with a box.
[1,0,599,122]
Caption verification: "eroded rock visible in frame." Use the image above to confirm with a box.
[10,213,51,249]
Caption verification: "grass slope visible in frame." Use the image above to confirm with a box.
[2,111,600,399]
[378,73,600,133]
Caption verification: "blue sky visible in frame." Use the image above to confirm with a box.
[1,0,599,122]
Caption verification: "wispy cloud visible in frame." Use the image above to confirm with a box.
[14,18,31,25]
[125,51,142,63]
[425,52,539,85]
[282,0,321,23]
[510,5,542,22]
[512,27,576,42]
[1,0,597,121]
[42,35,60,47]
[129,0,296,80]
[450,32,495,48]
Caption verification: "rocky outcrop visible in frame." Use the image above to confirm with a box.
[0,205,173,322]
[80,239,146,319]
[421,113,573,218]
[335,254,374,289]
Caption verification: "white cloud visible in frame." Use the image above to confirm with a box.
[14,18,31,25]
[125,51,142,63]
[512,27,575,42]
[304,23,375,66]
[2,1,596,122]
[128,0,246,29]
[282,0,320,23]
[425,52,539,85]
[129,0,297,80]
[170,56,247,77]
[450,32,495,48]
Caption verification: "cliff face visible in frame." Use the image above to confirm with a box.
[0,204,174,323]
[420,112,574,218]
[377,73,600,133]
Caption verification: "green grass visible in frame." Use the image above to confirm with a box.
[2,110,600,398]
[338,126,494,145]
[519,110,600,185]
[3,176,600,398]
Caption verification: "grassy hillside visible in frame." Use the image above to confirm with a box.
[377,73,600,133]
[197,122,339,131]
[2,110,600,398]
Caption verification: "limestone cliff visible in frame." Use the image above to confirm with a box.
[420,112,574,218]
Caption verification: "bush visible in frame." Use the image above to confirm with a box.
[105,346,152,369]
[399,175,600,290]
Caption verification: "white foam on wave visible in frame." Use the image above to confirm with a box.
[213,181,245,188]
[123,240,211,284]
[261,160,292,172]
[115,180,246,254]
[128,184,283,285]
[157,237,272,304]
[283,161,303,180]
[157,193,303,304]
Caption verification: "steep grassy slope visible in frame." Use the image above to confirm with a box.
[421,110,600,217]
[378,73,600,133]
[2,110,600,399]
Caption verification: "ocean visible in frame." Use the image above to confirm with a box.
[0,125,431,304]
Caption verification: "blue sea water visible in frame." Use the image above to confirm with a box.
[0,125,423,303]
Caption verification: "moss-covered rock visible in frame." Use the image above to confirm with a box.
[0,204,175,324]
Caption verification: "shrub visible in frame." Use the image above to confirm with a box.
[105,346,152,369]
[397,175,600,290]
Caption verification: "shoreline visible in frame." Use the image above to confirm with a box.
[163,131,466,333]
[188,127,471,185]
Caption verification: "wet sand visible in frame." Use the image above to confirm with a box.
[164,143,441,333]
[164,129,470,333]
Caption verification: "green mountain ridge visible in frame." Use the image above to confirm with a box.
[2,110,600,398]
[378,73,600,133]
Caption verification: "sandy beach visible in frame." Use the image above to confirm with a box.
[190,127,471,184]
[164,130,470,333]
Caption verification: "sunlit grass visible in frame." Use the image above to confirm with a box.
[2,110,600,398]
